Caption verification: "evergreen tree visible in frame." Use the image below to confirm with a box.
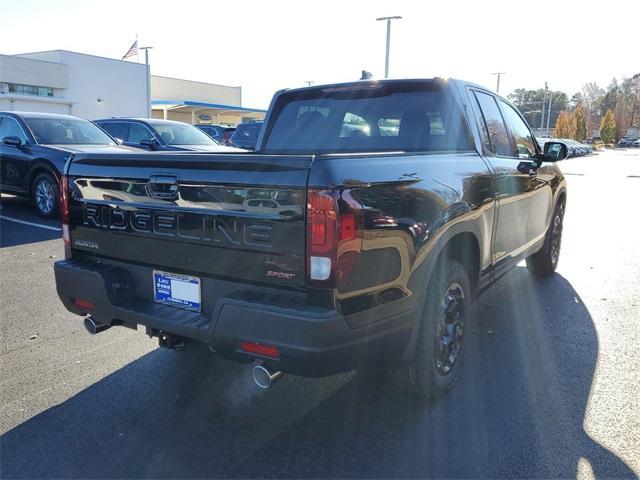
[575,106,587,141]
[600,110,617,144]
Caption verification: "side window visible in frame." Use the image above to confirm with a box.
[128,123,154,143]
[467,92,491,151]
[427,112,446,135]
[378,116,400,136]
[499,100,536,159]
[99,122,126,141]
[473,91,512,157]
[340,112,370,137]
[0,117,28,144]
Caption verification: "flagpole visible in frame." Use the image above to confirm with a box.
[139,46,153,118]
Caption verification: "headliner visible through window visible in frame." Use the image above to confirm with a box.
[263,83,473,154]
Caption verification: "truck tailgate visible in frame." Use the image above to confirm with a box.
[66,153,312,288]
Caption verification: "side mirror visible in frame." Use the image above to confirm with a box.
[541,141,568,162]
[3,136,23,147]
[139,138,159,150]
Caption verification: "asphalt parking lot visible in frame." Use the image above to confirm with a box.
[1,148,639,479]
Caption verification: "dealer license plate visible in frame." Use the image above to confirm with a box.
[153,270,201,312]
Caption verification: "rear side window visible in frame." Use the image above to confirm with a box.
[499,100,537,158]
[473,91,512,157]
[99,122,126,141]
[263,82,472,154]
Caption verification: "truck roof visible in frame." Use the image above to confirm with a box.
[281,77,494,97]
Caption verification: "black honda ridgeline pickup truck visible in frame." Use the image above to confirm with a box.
[54,79,568,397]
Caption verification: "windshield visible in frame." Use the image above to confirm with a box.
[25,117,116,145]
[235,123,261,139]
[263,83,472,154]
[151,123,218,145]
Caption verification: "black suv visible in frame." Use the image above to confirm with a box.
[229,121,263,150]
[0,111,139,217]
[94,118,240,152]
[195,124,236,145]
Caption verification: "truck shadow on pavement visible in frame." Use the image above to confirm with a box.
[1,268,637,478]
[0,195,61,248]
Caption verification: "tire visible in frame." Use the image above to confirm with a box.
[390,258,471,398]
[31,172,59,218]
[526,200,565,277]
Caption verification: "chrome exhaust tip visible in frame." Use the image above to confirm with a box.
[84,316,111,335]
[252,363,283,389]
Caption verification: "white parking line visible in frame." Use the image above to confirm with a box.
[0,215,61,232]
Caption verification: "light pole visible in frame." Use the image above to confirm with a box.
[540,82,548,132]
[546,93,553,137]
[139,46,153,118]
[376,16,402,78]
[491,72,507,93]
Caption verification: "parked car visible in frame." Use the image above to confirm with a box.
[556,139,576,156]
[536,137,552,151]
[54,78,568,398]
[564,139,587,155]
[0,111,141,217]
[618,137,636,147]
[632,139,640,148]
[195,124,236,145]
[229,121,263,150]
[94,118,241,152]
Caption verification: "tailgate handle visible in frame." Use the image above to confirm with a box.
[146,175,179,200]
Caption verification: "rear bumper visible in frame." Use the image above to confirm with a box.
[54,259,414,377]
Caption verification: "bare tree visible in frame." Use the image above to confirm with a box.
[630,73,640,128]
[582,82,604,136]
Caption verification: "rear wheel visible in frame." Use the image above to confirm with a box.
[31,172,59,218]
[526,200,565,277]
[390,259,471,398]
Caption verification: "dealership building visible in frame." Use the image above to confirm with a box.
[0,50,265,125]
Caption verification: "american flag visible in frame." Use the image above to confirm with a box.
[121,39,138,60]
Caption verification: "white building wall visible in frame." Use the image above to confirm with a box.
[15,50,148,120]
[0,97,71,114]
[0,54,68,90]
[151,75,241,106]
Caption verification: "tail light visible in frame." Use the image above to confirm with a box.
[60,176,71,246]
[307,189,362,287]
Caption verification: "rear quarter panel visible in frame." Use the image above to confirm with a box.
[308,151,495,327]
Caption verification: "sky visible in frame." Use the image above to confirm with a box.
[2,0,639,109]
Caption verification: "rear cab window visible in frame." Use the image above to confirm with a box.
[262,81,473,154]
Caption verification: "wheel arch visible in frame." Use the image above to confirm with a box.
[401,221,483,362]
[27,161,60,195]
